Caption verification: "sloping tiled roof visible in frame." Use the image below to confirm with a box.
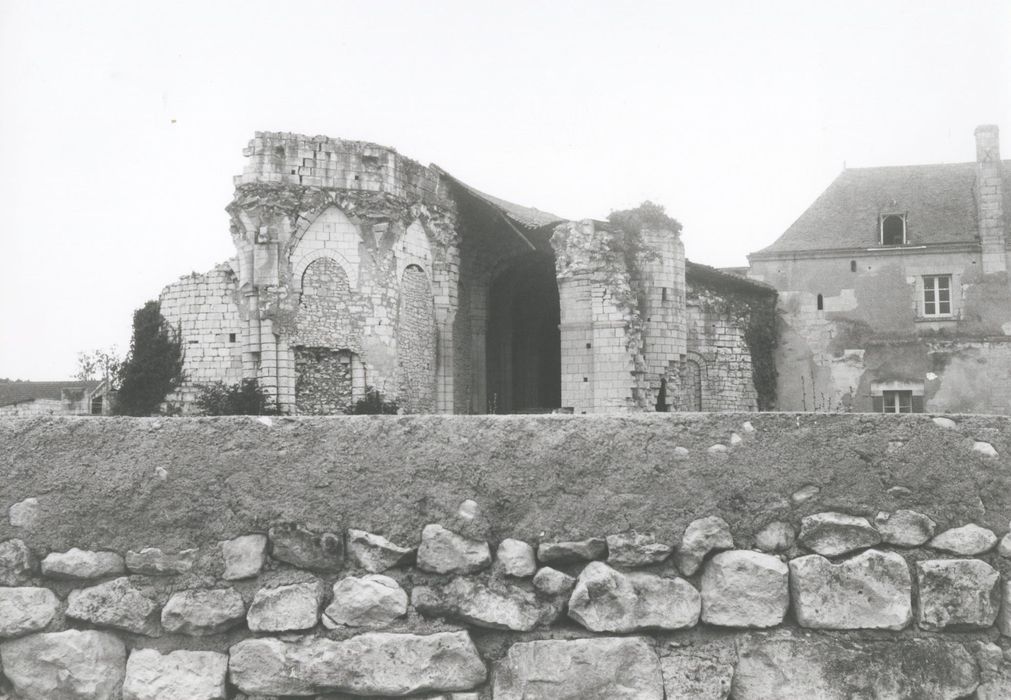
[753,160,1011,255]
[686,260,777,296]
[0,381,99,407]
[432,166,567,230]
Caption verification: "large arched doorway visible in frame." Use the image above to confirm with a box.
[486,254,561,413]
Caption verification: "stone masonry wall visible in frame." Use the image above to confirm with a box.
[684,283,760,411]
[2,415,1011,697]
[226,133,459,414]
[159,263,245,412]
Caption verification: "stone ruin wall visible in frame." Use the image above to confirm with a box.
[159,263,246,411]
[159,133,460,415]
[1,413,1011,698]
[228,133,459,415]
[684,281,761,412]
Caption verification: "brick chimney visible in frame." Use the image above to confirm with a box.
[975,124,1007,274]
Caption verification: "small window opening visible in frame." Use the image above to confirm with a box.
[290,169,296,175]
[850,260,857,272]
[662,287,668,302]
[880,214,906,245]
[922,275,952,316]
[816,294,824,311]
[229,333,237,343]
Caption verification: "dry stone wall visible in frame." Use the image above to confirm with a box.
[2,413,1011,698]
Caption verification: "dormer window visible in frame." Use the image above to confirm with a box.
[880,214,906,245]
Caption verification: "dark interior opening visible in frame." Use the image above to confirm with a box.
[487,253,561,413]
[881,215,904,245]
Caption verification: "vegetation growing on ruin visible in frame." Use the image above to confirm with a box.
[743,296,779,410]
[114,301,184,416]
[195,379,277,416]
[345,387,400,415]
[607,200,683,240]
[694,283,780,411]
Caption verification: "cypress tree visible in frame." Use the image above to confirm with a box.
[114,301,184,416]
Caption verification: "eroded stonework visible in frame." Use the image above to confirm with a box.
[160,132,773,415]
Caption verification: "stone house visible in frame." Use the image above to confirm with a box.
[748,125,1011,414]
[160,132,774,415]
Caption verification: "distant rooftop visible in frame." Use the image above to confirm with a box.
[0,380,99,407]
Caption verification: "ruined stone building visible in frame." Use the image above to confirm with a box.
[160,132,774,414]
[749,125,1011,414]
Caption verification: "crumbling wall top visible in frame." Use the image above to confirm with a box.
[234,132,452,207]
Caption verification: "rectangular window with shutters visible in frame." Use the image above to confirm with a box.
[922,275,952,316]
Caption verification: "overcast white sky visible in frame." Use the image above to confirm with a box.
[1,1,1009,379]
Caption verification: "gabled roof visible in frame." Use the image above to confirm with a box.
[0,380,100,407]
[432,166,567,230]
[752,160,1011,256]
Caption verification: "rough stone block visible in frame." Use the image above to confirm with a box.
[0,630,126,700]
[268,523,344,572]
[532,566,575,597]
[8,498,39,529]
[0,587,59,638]
[568,561,700,632]
[700,550,789,628]
[798,512,880,556]
[493,636,663,700]
[126,547,197,575]
[347,529,413,573]
[497,538,537,576]
[228,632,486,696]
[732,631,978,700]
[660,641,735,700]
[41,548,125,579]
[66,577,160,636]
[676,516,733,575]
[221,534,267,580]
[929,523,998,555]
[417,524,490,575]
[0,539,35,585]
[413,576,556,631]
[161,588,246,636]
[790,549,912,630]
[874,510,935,546]
[917,559,1000,630]
[247,580,323,632]
[606,531,672,567]
[123,649,228,700]
[322,574,408,628]
[536,537,607,564]
[754,521,795,552]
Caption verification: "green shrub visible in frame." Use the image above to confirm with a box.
[196,379,277,416]
[345,387,399,415]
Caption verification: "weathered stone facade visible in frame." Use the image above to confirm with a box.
[160,132,772,414]
[749,125,1011,414]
